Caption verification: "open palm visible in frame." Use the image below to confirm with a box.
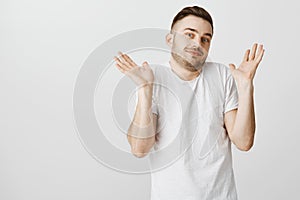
[114,52,154,87]
[229,43,265,84]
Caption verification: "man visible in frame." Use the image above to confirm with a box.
[114,6,264,200]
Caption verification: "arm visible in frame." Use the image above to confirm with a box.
[127,85,158,158]
[224,84,255,151]
[114,52,157,158]
[225,43,265,151]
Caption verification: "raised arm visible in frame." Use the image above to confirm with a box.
[114,52,157,158]
[225,43,265,151]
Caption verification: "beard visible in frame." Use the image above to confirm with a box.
[170,33,209,71]
[171,50,206,72]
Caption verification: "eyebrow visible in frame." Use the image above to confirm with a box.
[183,28,212,38]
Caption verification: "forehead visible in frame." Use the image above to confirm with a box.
[173,15,213,34]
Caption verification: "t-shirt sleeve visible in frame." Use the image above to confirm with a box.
[151,91,159,115]
[224,73,239,113]
[151,65,159,115]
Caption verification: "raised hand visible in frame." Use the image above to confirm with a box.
[114,52,154,87]
[229,43,265,86]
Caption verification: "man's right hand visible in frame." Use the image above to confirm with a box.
[114,52,154,87]
[114,52,157,158]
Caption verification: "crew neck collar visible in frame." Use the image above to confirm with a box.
[166,60,205,83]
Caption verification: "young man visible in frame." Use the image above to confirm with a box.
[115,6,264,200]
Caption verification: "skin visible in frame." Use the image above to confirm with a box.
[226,43,264,151]
[115,15,265,157]
[166,16,213,81]
[114,54,157,158]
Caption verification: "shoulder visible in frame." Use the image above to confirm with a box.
[149,63,169,75]
[150,63,173,83]
[204,61,232,80]
[204,61,230,73]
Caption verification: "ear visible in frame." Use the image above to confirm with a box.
[165,33,173,48]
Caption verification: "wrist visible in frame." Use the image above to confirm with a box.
[137,84,153,105]
[138,84,153,95]
[237,80,254,94]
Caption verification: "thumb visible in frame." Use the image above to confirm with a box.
[229,64,236,72]
[142,61,149,69]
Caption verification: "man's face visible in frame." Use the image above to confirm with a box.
[167,15,213,71]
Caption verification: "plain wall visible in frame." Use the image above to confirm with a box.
[1,0,299,199]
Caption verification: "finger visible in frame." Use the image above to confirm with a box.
[117,51,133,69]
[115,63,125,73]
[229,64,236,72]
[122,54,137,67]
[114,56,131,70]
[142,61,149,69]
[249,43,258,60]
[118,51,135,68]
[114,58,128,71]
[243,49,250,62]
[255,45,265,63]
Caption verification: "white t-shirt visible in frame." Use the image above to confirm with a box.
[149,61,239,200]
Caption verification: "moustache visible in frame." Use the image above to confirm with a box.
[184,47,204,56]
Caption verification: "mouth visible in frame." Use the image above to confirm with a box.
[185,49,203,57]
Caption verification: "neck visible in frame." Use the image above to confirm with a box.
[169,57,202,81]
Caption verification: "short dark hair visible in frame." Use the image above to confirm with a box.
[171,6,214,33]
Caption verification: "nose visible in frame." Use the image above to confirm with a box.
[192,38,203,49]
[192,36,202,48]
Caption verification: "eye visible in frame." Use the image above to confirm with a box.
[185,32,195,38]
[201,37,210,43]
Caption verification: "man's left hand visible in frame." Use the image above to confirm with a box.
[229,43,265,89]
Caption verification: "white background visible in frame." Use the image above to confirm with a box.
[1,0,300,199]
